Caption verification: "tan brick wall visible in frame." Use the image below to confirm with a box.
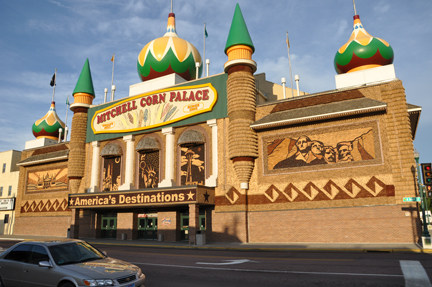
[158,211,178,242]
[13,216,70,237]
[248,204,420,243]
[209,211,247,242]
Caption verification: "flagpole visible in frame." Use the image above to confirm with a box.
[111,53,115,101]
[352,0,357,15]
[203,22,206,68]
[286,31,294,98]
[64,95,69,141]
[52,68,57,102]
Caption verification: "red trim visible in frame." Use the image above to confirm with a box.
[353,15,360,20]
[169,13,175,17]
[232,157,255,163]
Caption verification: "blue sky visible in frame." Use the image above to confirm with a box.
[1,0,431,163]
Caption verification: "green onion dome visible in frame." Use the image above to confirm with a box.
[32,101,65,140]
[137,12,202,82]
[334,15,394,74]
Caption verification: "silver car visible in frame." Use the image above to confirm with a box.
[0,239,145,287]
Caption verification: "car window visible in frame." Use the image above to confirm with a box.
[28,245,50,265]
[5,244,31,262]
[49,242,104,265]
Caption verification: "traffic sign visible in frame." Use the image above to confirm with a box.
[403,197,421,202]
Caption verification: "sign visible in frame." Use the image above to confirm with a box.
[403,197,421,202]
[0,198,15,211]
[68,186,214,209]
[138,213,158,218]
[91,83,218,134]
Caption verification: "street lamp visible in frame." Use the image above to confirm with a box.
[414,149,430,237]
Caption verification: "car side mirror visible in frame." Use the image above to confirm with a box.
[38,261,53,268]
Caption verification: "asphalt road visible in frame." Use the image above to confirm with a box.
[1,240,432,287]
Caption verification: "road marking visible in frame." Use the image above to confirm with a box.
[106,250,353,262]
[196,259,258,265]
[400,260,432,287]
[131,262,403,277]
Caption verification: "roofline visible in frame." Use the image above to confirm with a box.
[17,155,68,167]
[251,104,387,130]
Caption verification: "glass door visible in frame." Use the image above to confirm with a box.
[180,213,189,241]
[101,216,117,239]
[138,217,158,240]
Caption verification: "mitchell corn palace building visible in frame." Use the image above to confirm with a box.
[13,4,423,245]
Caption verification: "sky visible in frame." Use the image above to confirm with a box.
[0,0,431,162]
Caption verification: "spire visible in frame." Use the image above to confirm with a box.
[224,3,254,54]
[73,59,95,97]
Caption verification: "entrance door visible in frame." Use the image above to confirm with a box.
[138,217,158,240]
[101,216,117,239]
[180,213,189,241]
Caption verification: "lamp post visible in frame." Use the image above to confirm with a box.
[414,149,430,237]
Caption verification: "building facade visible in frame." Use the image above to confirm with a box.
[13,4,423,244]
[0,150,22,235]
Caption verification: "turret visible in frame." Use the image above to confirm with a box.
[68,58,95,238]
[224,4,258,190]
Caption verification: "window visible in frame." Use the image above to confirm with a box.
[100,143,123,192]
[5,244,31,262]
[0,187,2,197]
[2,163,5,173]
[8,186,12,197]
[136,137,161,189]
[178,130,206,186]
[28,245,50,265]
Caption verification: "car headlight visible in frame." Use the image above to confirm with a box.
[83,279,114,286]
[137,269,145,279]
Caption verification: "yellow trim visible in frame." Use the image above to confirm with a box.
[91,83,218,134]
[347,64,382,73]
[37,136,58,140]
[226,45,253,61]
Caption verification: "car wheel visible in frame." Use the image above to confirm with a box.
[59,282,76,287]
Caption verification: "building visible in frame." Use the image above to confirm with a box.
[0,150,22,235]
[13,4,423,244]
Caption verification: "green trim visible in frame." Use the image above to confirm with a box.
[224,3,255,54]
[73,58,96,97]
[334,38,394,66]
[137,47,202,80]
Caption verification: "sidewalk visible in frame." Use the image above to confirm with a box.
[0,234,430,253]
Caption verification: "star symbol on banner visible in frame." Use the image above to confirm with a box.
[203,191,210,202]
[187,191,195,200]
[69,198,74,206]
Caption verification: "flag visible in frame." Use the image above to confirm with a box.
[205,27,208,38]
[111,54,115,62]
[66,95,70,105]
[286,31,290,49]
[50,73,56,87]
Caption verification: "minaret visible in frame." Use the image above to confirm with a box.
[334,5,394,74]
[68,59,95,238]
[137,4,202,82]
[224,4,258,190]
[32,101,65,141]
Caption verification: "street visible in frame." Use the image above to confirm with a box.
[1,240,431,287]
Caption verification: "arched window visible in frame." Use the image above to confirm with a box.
[178,130,206,186]
[136,137,161,189]
[100,142,123,192]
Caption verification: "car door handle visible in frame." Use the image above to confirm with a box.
[24,269,29,272]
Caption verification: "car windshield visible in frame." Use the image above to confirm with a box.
[48,242,105,266]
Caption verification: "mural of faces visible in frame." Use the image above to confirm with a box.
[269,128,374,170]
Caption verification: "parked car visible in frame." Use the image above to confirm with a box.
[0,239,145,287]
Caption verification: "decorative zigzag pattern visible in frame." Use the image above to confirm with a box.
[21,199,71,213]
[216,177,394,206]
